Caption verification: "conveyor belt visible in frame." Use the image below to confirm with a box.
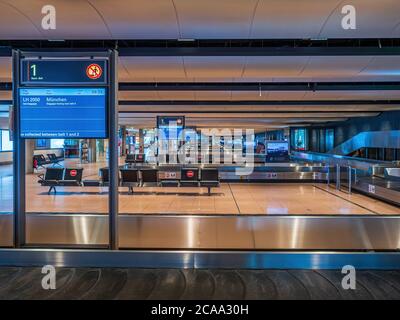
[353,177,400,206]
[357,177,400,192]
[121,163,330,182]
[0,267,400,300]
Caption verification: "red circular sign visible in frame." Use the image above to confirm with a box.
[70,170,77,177]
[86,63,102,80]
[186,171,194,178]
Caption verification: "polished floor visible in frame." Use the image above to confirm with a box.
[0,267,400,300]
[1,160,400,215]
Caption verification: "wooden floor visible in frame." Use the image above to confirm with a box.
[0,267,400,300]
[1,160,400,215]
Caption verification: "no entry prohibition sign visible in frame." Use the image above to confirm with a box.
[86,63,103,80]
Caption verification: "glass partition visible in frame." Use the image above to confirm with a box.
[0,125,14,247]
[25,138,109,246]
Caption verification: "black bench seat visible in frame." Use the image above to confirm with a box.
[39,167,220,196]
[47,153,64,167]
[38,168,83,194]
[200,168,220,195]
[180,168,200,187]
[33,154,51,169]
[120,168,140,194]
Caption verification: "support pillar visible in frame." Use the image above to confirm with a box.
[109,49,119,250]
[121,126,127,156]
[88,139,97,163]
[25,139,35,174]
[139,129,144,154]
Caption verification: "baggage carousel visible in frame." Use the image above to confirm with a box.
[124,162,330,182]
[353,173,400,206]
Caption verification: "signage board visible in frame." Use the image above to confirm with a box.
[21,58,107,85]
[157,116,185,140]
[266,141,290,162]
[19,87,107,138]
[368,184,376,194]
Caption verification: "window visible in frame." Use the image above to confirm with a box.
[0,130,13,151]
[35,139,65,149]
[50,139,65,149]
[35,139,48,149]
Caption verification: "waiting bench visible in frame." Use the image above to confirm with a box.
[38,168,83,194]
[125,154,146,164]
[47,153,64,167]
[33,153,64,169]
[118,167,220,195]
[33,155,50,169]
[38,167,220,196]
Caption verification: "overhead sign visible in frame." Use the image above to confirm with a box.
[266,141,290,163]
[157,116,185,140]
[157,116,185,128]
[21,58,107,85]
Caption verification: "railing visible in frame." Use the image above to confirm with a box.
[333,164,358,194]
[292,151,385,195]
[328,130,400,156]
[292,151,390,171]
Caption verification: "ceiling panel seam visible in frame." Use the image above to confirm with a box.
[356,56,377,76]
[1,0,44,38]
[155,88,161,100]
[86,0,114,38]
[248,0,261,38]
[118,58,131,79]
[391,17,400,35]
[240,57,247,79]
[317,0,347,38]
[297,56,312,77]
[171,0,182,39]
[181,57,188,79]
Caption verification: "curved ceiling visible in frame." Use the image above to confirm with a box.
[1,1,400,129]
[1,56,400,83]
[0,0,400,39]
[119,56,400,82]
[2,53,400,128]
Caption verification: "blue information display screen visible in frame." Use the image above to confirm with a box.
[19,88,107,138]
[266,142,290,162]
[157,116,185,140]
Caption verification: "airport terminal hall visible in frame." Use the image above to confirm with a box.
[1,0,400,303]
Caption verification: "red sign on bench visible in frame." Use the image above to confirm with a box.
[186,171,194,178]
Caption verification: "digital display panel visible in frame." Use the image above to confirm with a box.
[266,141,290,162]
[19,88,107,138]
[157,116,185,140]
[21,59,107,85]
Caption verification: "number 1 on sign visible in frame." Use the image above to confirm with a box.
[30,64,37,77]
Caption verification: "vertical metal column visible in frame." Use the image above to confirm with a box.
[121,126,126,156]
[336,164,341,190]
[326,165,330,185]
[109,49,119,250]
[12,50,26,247]
[348,166,352,194]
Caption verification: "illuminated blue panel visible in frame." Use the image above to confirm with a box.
[266,142,289,162]
[157,116,185,140]
[19,88,107,138]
